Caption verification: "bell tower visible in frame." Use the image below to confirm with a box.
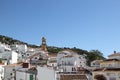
[41,37,47,52]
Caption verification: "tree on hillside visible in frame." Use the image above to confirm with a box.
[71,47,88,55]
[87,50,105,66]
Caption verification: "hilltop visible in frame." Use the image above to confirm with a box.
[0,35,38,48]
[0,35,105,65]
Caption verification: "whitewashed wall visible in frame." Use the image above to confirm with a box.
[37,66,55,80]
[109,56,120,60]
[11,51,18,64]
[18,45,27,53]
[0,65,4,80]
[3,65,22,80]
[16,71,35,80]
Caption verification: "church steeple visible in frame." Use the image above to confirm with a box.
[41,37,47,51]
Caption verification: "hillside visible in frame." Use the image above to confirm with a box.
[0,35,105,66]
[0,35,38,48]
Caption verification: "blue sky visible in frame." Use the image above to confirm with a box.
[0,0,120,58]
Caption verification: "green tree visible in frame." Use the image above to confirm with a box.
[87,50,105,66]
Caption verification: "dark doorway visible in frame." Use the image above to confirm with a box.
[94,75,107,80]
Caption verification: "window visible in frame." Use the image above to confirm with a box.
[27,54,29,56]
[10,73,12,76]
[35,57,37,59]
[68,61,70,65]
[72,67,74,71]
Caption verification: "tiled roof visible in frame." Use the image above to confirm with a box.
[64,55,73,57]
[16,67,37,74]
[6,63,22,67]
[29,52,48,59]
[60,74,88,80]
[91,60,103,63]
[102,59,120,62]
[93,68,120,71]
[49,54,57,57]
[29,53,40,59]
[0,63,4,65]
[108,53,120,57]
[59,49,77,55]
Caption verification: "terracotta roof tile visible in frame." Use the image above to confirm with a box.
[108,53,120,57]
[94,68,120,71]
[60,75,88,80]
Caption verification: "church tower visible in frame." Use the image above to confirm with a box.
[41,37,47,52]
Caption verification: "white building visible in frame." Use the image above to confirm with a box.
[57,50,86,72]
[37,66,55,80]
[108,51,120,60]
[55,50,91,80]
[18,45,27,53]
[0,42,11,51]
[0,63,5,80]
[1,51,18,64]
[0,43,19,64]
[0,63,22,80]
[35,50,90,80]
[28,50,49,65]
[91,60,103,67]
[47,55,57,67]
[0,43,11,59]
[92,51,120,80]
[10,44,27,53]
[10,51,18,64]
[16,67,37,80]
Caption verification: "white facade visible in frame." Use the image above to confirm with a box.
[11,44,27,53]
[57,50,86,72]
[79,55,86,68]
[30,51,48,60]
[91,60,103,67]
[0,64,4,80]
[37,66,55,80]
[100,60,120,68]
[0,43,19,64]
[16,68,36,80]
[108,51,120,60]
[0,64,22,80]
[0,43,11,51]
[1,51,11,60]
[0,47,5,53]
[1,51,18,64]
[0,43,11,59]
[16,71,31,80]
[108,54,120,60]
[11,51,18,64]
[47,57,57,67]
[93,71,120,80]
[18,45,27,53]
[93,51,120,80]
